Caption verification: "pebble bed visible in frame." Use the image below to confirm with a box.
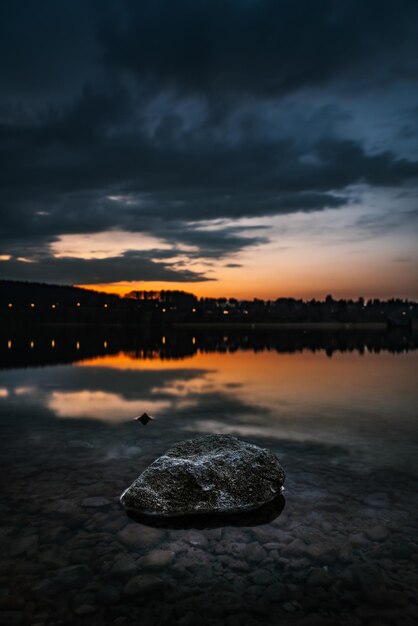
[1,421,417,626]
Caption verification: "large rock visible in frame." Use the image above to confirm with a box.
[120,434,285,517]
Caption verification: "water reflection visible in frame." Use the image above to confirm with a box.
[0,328,417,624]
[127,494,287,530]
[0,328,417,473]
[48,391,170,422]
[1,326,417,370]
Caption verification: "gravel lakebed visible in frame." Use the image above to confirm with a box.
[1,424,417,626]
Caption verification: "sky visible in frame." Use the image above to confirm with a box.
[0,0,417,300]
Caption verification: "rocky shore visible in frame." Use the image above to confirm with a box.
[120,434,286,517]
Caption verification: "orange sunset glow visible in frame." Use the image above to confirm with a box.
[72,207,418,300]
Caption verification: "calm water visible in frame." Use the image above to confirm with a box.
[0,327,417,625]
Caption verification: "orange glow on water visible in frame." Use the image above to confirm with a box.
[78,348,417,411]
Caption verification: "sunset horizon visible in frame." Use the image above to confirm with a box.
[1,2,417,299]
[76,280,418,302]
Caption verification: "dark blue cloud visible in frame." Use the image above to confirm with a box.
[0,0,417,283]
[100,0,418,96]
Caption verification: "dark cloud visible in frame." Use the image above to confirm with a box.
[0,0,417,284]
[1,251,212,285]
[100,0,418,96]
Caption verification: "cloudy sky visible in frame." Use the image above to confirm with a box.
[1,0,417,299]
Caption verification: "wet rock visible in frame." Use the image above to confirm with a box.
[349,533,368,546]
[82,497,111,508]
[47,499,78,514]
[307,567,331,587]
[264,582,286,602]
[10,534,38,557]
[389,543,410,559]
[73,604,96,616]
[283,600,302,613]
[250,569,273,585]
[68,440,94,449]
[177,548,211,570]
[117,524,163,548]
[204,528,223,541]
[96,585,121,605]
[110,555,137,577]
[365,526,389,541]
[184,531,209,549]
[283,538,308,557]
[298,616,338,626]
[213,540,230,555]
[338,544,353,563]
[362,493,390,508]
[54,564,91,589]
[120,434,285,517]
[0,527,13,545]
[228,558,250,572]
[352,562,388,595]
[246,543,268,563]
[0,610,23,625]
[229,542,248,558]
[123,575,165,597]
[138,549,175,569]
[288,557,311,570]
[73,592,95,608]
[251,528,278,543]
[304,540,338,564]
[226,615,258,626]
[163,540,189,554]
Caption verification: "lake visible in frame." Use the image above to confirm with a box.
[0,326,417,625]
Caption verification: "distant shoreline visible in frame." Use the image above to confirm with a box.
[2,321,417,330]
[172,322,393,330]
